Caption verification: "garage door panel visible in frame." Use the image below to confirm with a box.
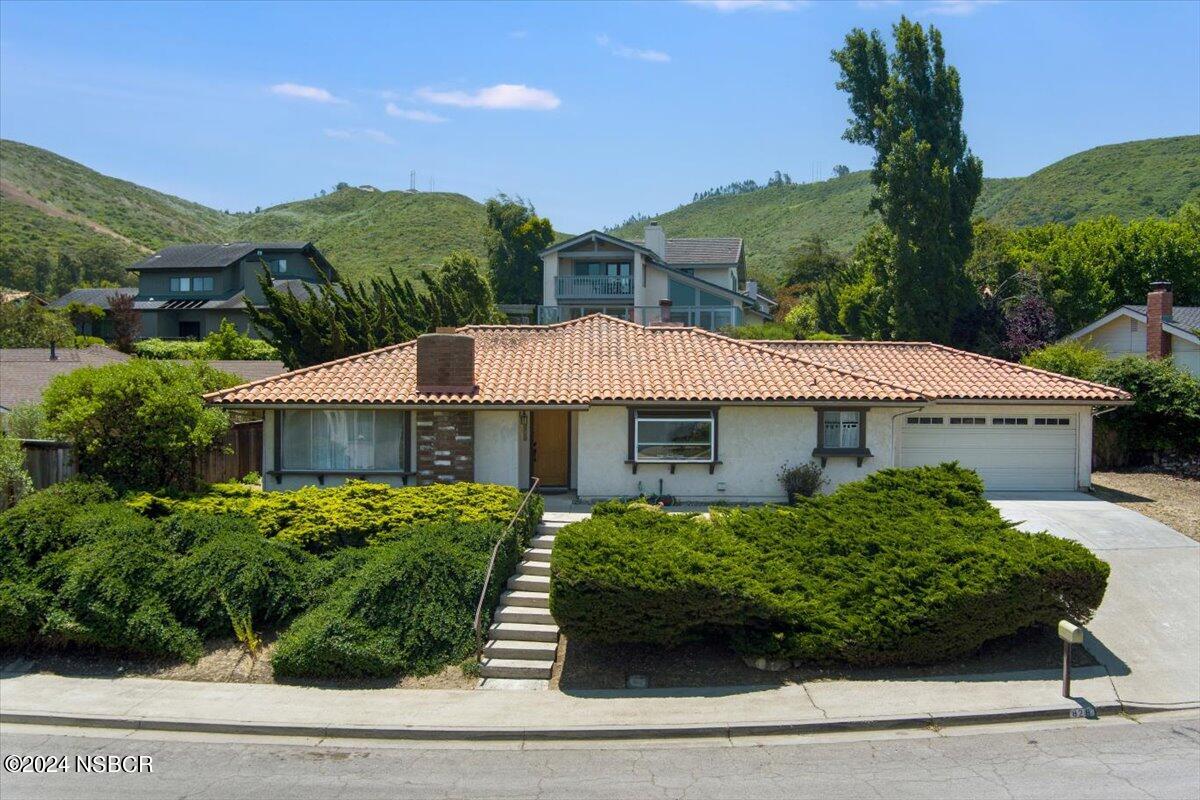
[900,418,1077,491]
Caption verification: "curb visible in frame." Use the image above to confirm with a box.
[4,701,1197,742]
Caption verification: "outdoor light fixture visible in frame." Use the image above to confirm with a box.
[1058,620,1085,697]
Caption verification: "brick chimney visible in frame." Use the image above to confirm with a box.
[416,332,476,394]
[1146,281,1173,360]
[659,298,673,323]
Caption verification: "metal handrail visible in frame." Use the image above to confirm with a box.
[473,477,541,661]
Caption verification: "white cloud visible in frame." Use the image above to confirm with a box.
[685,0,804,12]
[324,128,395,145]
[416,83,561,111]
[270,82,345,104]
[385,103,448,123]
[596,34,671,63]
[924,0,1001,15]
[856,0,901,8]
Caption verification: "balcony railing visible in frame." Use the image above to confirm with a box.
[536,305,741,331]
[554,274,634,299]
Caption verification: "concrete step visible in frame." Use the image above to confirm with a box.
[516,560,550,577]
[484,639,558,661]
[530,535,556,549]
[477,677,550,691]
[538,520,571,531]
[495,605,555,624]
[478,658,553,680]
[488,621,559,642]
[500,590,550,609]
[525,547,553,563]
[508,573,550,592]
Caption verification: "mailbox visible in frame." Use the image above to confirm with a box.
[1058,620,1084,644]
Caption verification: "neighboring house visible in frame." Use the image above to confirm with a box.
[0,345,285,416]
[536,223,775,330]
[205,314,1129,499]
[1,289,49,307]
[1062,281,1200,378]
[53,242,334,341]
[48,287,139,338]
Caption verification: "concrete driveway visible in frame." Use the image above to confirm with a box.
[989,492,1200,707]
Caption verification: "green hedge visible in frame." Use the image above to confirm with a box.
[550,465,1110,667]
[271,521,514,678]
[158,480,544,553]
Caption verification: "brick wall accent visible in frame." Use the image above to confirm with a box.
[416,333,476,394]
[1147,281,1174,360]
[415,410,474,484]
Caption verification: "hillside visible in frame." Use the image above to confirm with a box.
[228,188,490,282]
[612,135,1200,281]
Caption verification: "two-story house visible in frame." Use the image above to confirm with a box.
[536,223,774,330]
[128,241,334,339]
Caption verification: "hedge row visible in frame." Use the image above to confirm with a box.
[1,479,543,677]
[132,480,543,553]
[549,464,1109,667]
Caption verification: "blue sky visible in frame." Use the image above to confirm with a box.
[2,0,1197,232]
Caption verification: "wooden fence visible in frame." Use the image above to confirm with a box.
[196,420,263,484]
[20,439,76,490]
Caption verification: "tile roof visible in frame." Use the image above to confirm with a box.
[206,315,924,406]
[48,287,137,310]
[758,341,1130,402]
[128,242,311,271]
[1125,305,1200,331]
[631,237,744,265]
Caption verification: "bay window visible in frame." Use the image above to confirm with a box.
[280,409,407,472]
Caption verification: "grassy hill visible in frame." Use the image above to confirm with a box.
[1,135,1196,293]
[612,135,1200,282]
[228,188,490,282]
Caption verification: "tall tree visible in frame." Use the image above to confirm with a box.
[248,252,505,369]
[109,293,141,353]
[832,17,983,343]
[485,194,554,305]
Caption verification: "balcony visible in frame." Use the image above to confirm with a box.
[536,305,741,331]
[554,274,633,300]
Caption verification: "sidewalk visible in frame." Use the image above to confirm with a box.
[0,664,1174,741]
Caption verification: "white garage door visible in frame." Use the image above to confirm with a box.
[899,413,1078,491]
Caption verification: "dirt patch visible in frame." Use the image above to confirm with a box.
[0,179,152,253]
[6,635,476,690]
[1092,470,1200,542]
[552,627,1096,691]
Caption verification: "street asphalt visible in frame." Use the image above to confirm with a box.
[2,712,1198,799]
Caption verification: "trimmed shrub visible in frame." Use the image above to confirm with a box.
[165,481,543,553]
[272,521,512,678]
[0,479,116,570]
[551,464,1110,667]
[169,513,312,635]
[0,578,49,646]
[39,507,201,661]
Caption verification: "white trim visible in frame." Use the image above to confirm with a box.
[1064,305,1200,346]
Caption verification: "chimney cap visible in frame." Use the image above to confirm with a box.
[1150,280,1173,292]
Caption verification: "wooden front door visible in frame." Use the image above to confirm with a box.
[531,410,570,487]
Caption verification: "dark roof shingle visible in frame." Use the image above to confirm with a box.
[128,242,311,271]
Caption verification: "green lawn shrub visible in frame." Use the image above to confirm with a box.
[551,464,1110,667]
[38,505,201,661]
[168,513,312,635]
[272,521,512,678]
[0,479,116,571]
[162,480,543,553]
[0,578,49,646]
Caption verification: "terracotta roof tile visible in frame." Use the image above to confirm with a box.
[206,315,923,406]
[758,341,1130,403]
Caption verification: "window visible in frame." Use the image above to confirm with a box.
[949,417,986,425]
[281,410,406,472]
[271,258,288,274]
[633,411,715,462]
[169,276,214,292]
[1034,417,1072,426]
[906,416,944,425]
[820,410,864,450]
[992,417,1029,426]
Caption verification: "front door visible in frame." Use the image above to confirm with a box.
[531,410,570,487]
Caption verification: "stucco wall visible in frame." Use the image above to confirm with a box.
[574,405,901,502]
[475,410,521,487]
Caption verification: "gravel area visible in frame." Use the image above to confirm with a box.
[1091,470,1200,542]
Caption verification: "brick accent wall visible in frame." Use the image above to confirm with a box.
[1147,282,1174,360]
[415,410,474,484]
